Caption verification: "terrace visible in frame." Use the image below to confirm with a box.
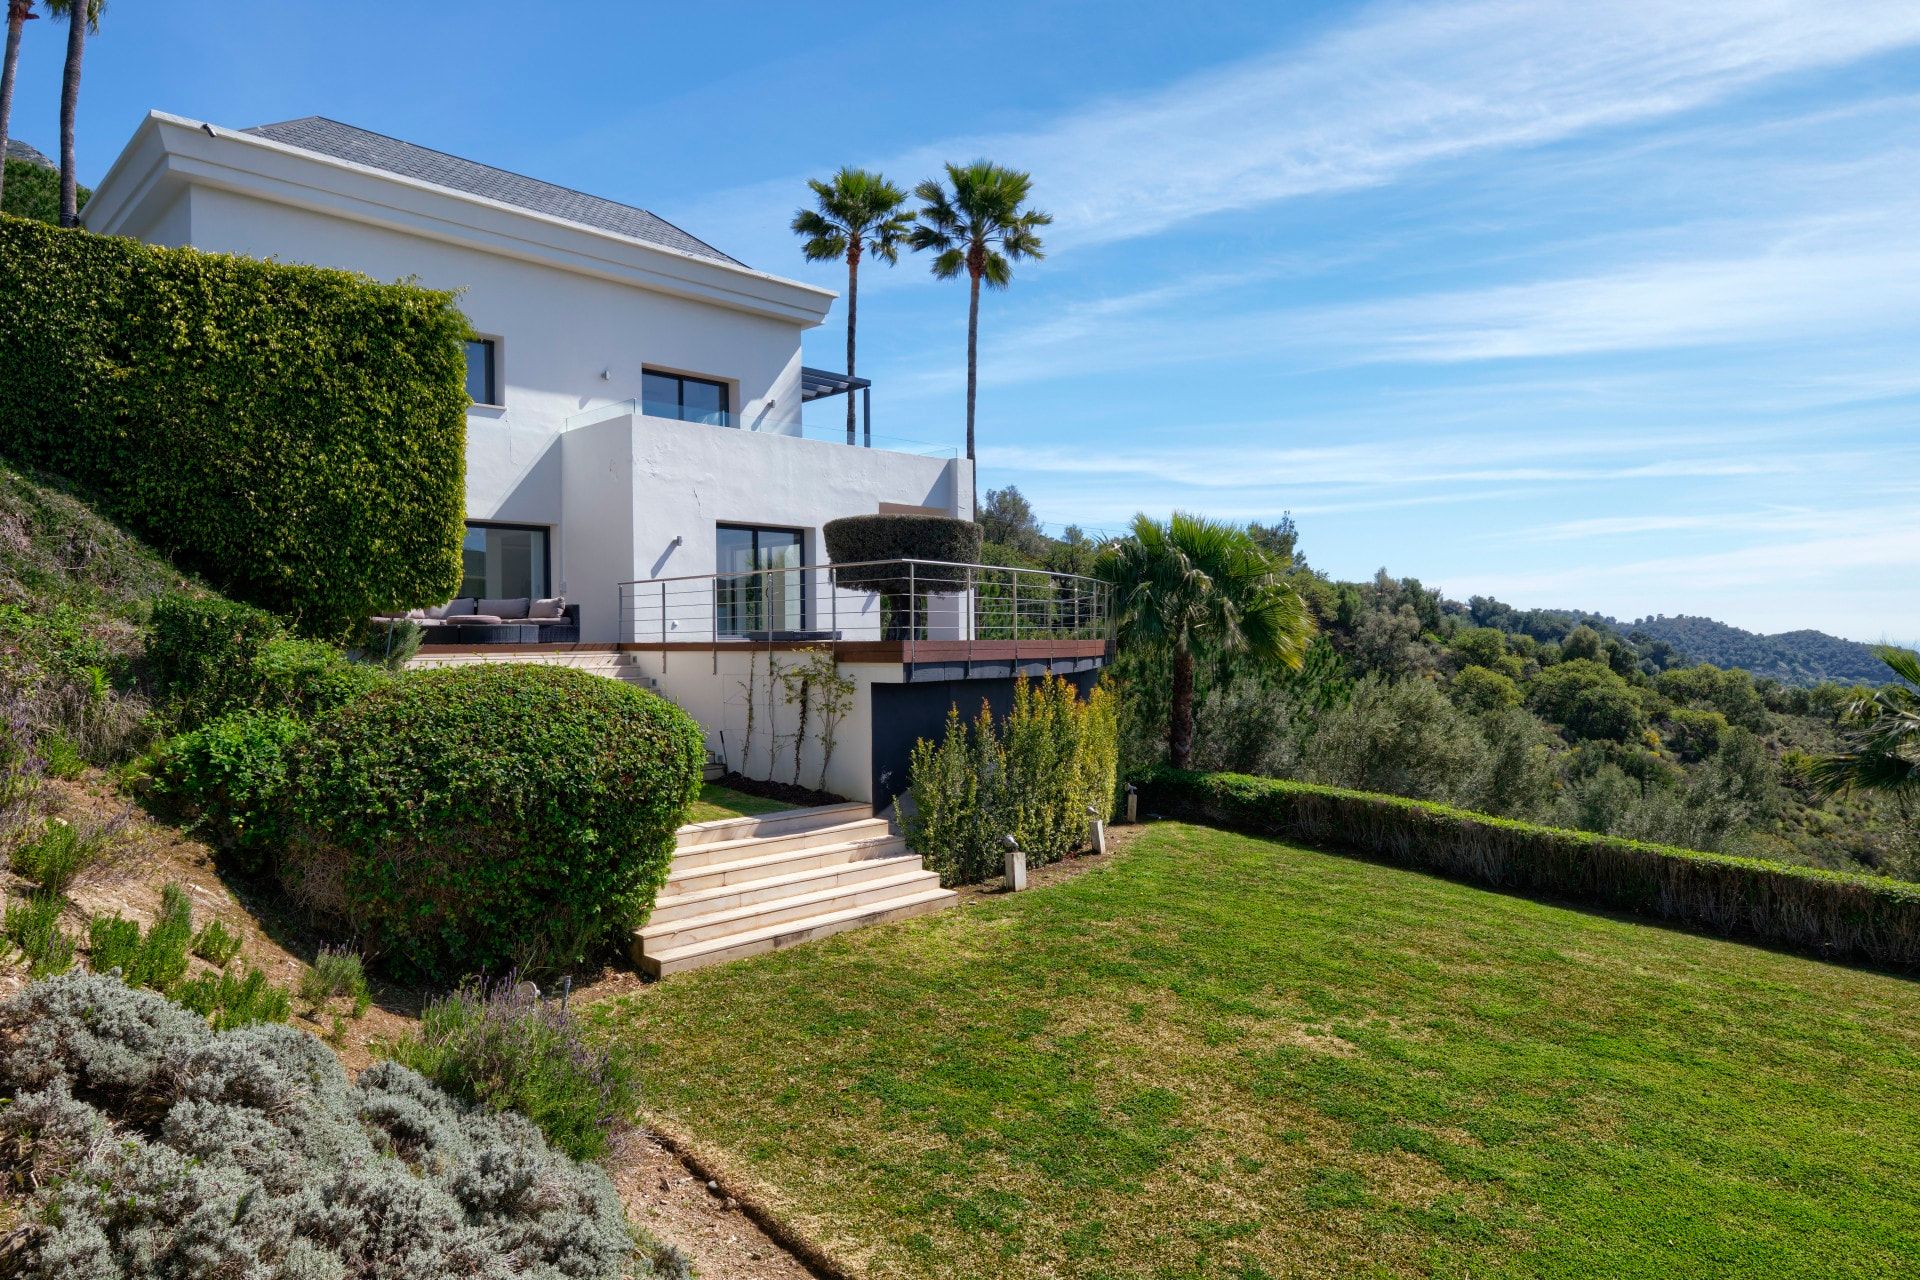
[561,365,956,459]
[615,557,1112,681]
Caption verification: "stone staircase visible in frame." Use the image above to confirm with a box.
[634,802,956,977]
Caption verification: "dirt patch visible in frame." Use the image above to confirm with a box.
[607,1132,823,1280]
[711,772,846,809]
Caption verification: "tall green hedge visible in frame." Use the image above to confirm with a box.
[1137,768,1920,970]
[0,215,468,636]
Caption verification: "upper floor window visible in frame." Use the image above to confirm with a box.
[465,338,500,406]
[643,369,731,427]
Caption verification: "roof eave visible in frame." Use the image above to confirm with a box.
[82,110,837,327]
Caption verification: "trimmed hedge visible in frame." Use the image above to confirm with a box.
[0,215,468,636]
[1136,768,1920,970]
[285,664,705,981]
[824,513,983,593]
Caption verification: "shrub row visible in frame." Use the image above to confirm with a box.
[907,675,1118,885]
[0,215,468,636]
[1135,768,1920,969]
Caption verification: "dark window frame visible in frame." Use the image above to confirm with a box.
[461,520,551,600]
[643,367,732,425]
[715,522,807,636]
[465,338,501,407]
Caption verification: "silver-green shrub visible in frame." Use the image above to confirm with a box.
[0,973,675,1279]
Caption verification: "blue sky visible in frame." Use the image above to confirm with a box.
[11,1,1920,641]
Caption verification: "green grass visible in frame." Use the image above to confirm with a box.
[595,822,1920,1279]
[684,782,794,825]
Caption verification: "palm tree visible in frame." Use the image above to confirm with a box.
[792,168,911,445]
[910,161,1050,502]
[1811,647,1920,806]
[1097,512,1314,769]
[45,0,94,227]
[0,0,38,211]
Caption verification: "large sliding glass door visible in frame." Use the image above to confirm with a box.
[461,524,549,599]
[715,525,803,636]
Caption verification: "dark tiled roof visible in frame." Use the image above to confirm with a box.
[240,116,741,266]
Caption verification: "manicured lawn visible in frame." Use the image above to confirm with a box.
[683,782,794,825]
[596,822,1920,1279]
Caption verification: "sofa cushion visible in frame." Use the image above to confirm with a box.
[477,596,530,621]
[446,615,507,626]
[527,596,566,620]
[426,598,477,620]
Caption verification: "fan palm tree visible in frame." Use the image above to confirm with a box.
[1097,512,1315,769]
[792,168,912,444]
[45,0,94,227]
[909,161,1050,500]
[1811,647,1920,806]
[0,0,39,210]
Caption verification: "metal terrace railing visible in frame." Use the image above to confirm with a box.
[615,558,1112,655]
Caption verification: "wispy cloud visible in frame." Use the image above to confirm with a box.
[983,425,1859,492]
[677,0,1920,262]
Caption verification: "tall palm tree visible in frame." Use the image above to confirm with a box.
[1811,647,1920,806]
[792,168,911,444]
[0,0,38,211]
[45,0,94,227]
[1097,512,1314,769]
[910,161,1050,503]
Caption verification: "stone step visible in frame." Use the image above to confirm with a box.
[650,852,929,924]
[661,835,906,898]
[637,887,957,977]
[639,867,944,952]
[675,801,871,849]
[669,816,893,869]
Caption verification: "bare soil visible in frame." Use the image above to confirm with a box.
[710,771,847,809]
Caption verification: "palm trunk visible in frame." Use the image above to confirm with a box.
[0,6,27,209]
[57,0,82,227]
[1169,644,1195,769]
[965,268,981,518]
[844,240,860,445]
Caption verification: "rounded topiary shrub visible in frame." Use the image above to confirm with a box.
[824,514,983,638]
[285,664,703,981]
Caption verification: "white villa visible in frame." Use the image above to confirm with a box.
[81,111,1109,971]
[79,112,966,634]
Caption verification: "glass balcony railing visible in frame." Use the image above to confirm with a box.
[563,399,957,458]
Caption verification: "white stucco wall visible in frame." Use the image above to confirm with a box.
[645,652,904,804]
[570,413,969,642]
[178,184,811,444]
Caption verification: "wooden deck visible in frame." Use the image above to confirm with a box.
[417,638,1113,663]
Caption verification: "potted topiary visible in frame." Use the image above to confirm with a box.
[823,514,983,640]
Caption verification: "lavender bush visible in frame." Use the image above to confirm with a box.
[0,972,685,1279]
[386,974,641,1162]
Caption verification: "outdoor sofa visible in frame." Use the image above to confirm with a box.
[375,597,581,645]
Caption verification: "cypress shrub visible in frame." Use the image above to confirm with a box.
[0,215,468,636]
[285,665,704,981]
[1136,768,1920,970]
[907,675,1118,885]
